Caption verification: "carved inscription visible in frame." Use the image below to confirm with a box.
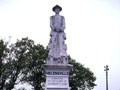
[47,77,68,87]
[47,72,69,75]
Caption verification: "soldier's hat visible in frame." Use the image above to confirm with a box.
[52,5,62,11]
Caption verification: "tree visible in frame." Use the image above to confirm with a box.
[21,43,48,90]
[0,39,14,90]
[0,37,47,90]
[20,40,96,90]
[0,37,35,90]
[15,38,96,90]
[0,39,8,89]
[5,37,35,90]
[0,38,96,90]
[69,56,96,90]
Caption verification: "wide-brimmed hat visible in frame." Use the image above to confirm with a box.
[52,5,62,11]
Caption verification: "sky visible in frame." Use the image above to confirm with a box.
[0,0,120,90]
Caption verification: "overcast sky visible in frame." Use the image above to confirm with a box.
[0,0,120,90]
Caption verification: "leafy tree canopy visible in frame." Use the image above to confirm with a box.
[0,38,96,90]
[69,56,96,90]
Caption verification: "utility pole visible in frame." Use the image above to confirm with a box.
[104,65,109,90]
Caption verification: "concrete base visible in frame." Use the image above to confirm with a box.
[43,64,72,90]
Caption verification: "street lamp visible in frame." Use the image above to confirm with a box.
[104,65,109,90]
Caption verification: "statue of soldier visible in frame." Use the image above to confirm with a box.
[47,5,68,64]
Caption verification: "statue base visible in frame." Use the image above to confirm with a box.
[43,64,72,90]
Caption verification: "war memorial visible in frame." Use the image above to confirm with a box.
[43,5,73,90]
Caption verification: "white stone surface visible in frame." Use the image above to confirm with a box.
[47,5,68,64]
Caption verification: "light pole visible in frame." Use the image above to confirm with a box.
[104,65,109,90]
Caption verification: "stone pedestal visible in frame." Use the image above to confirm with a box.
[43,5,73,90]
[43,64,72,90]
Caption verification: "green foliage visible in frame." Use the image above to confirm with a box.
[69,56,96,90]
[0,39,13,89]
[21,42,48,90]
[5,37,35,89]
[9,37,48,90]
[0,38,96,90]
[0,39,7,89]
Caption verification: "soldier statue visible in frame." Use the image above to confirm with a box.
[47,5,68,64]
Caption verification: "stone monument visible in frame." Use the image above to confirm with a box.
[43,5,72,90]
